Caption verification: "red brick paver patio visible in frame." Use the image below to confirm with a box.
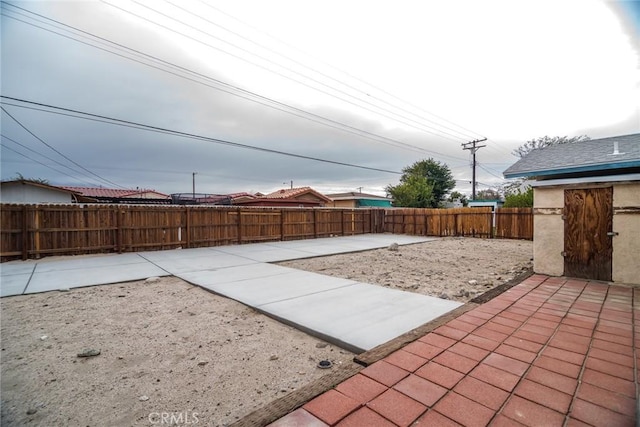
[270,275,637,426]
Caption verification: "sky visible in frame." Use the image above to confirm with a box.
[1,0,639,197]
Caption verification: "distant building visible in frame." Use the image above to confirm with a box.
[62,187,171,204]
[1,180,80,203]
[234,187,331,207]
[325,192,393,208]
[467,199,504,211]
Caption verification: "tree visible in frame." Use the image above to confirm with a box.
[12,173,49,185]
[475,189,502,201]
[512,135,590,158]
[448,191,468,207]
[386,158,455,207]
[504,187,533,207]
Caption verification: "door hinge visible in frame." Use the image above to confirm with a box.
[607,231,619,237]
[561,251,567,257]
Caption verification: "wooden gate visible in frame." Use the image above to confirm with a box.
[564,187,613,281]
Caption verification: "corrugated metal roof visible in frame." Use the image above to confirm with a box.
[503,133,640,178]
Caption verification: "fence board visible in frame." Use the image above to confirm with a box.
[0,204,532,261]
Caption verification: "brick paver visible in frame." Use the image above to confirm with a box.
[269,275,639,426]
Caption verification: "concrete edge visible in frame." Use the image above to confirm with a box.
[229,363,363,427]
[230,267,536,426]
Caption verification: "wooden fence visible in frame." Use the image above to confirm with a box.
[0,204,532,261]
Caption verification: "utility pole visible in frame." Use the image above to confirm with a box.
[462,138,487,200]
[192,172,197,202]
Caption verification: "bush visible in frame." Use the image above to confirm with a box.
[504,187,533,207]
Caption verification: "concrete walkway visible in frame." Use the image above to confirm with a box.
[0,234,461,353]
[270,274,637,426]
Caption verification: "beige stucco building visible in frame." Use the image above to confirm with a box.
[504,134,640,285]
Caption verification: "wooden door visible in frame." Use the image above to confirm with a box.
[564,188,613,281]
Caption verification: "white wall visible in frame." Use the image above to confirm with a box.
[1,184,73,203]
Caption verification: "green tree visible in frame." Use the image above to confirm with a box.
[386,158,455,207]
[512,135,590,158]
[448,191,468,207]
[504,187,533,207]
[475,189,502,200]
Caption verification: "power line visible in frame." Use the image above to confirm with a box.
[1,106,126,188]
[196,0,487,142]
[1,3,467,162]
[1,96,403,175]
[156,0,478,142]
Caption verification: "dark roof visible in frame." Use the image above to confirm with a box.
[503,133,640,179]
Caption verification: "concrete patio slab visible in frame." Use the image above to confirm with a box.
[259,283,461,353]
[198,270,360,307]
[139,251,256,274]
[0,273,33,297]
[177,263,292,288]
[25,262,169,294]
[2,234,454,354]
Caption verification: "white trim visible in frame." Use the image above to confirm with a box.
[530,173,640,187]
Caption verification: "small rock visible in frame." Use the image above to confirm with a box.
[145,277,160,283]
[26,408,37,415]
[40,335,48,341]
[269,355,278,361]
[387,243,399,251]
[315,342,328,348]
[468,280,478,286]
[197,361,208,366]
[77,349,101,358]
[139,395,149,401]
[439,293,450,300]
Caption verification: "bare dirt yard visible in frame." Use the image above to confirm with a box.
[281,237,533,303]
[1,237,532,426]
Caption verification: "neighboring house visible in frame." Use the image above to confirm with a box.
[504,133,640,285]
[62,186,171,204]
[468,199,504,211]
[325,192,393,208]
[234,187,332,207]
[1,180,80,203]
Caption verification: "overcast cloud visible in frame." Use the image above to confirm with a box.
[1,0,638,196]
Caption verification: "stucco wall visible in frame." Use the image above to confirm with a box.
[1,184,72,203]
[612,183,640,284]
[533,181,640,285]
[533,187,564,276]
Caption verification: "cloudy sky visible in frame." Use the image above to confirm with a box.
[1,0,639,197]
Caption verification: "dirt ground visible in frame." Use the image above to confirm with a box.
[281,237,533,302]
[0,237,532,426]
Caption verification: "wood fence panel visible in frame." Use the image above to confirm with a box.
[0,204,532,261]
[495,207,533,239]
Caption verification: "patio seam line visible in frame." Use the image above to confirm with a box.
[20,263,37,295]
[177,268,313,285]
[255,283,361,308]
[135,253,175,276]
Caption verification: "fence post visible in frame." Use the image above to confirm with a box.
[21,205,28,260]
[33,206,41,259]
[116,208,123,253]
[313,209,318,238]
[185,207,191,248]
[280,208,285,241]
[237,208,243,244]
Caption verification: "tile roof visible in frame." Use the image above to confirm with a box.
[62,186,169,199]
[262,187,332,202]
[503,133,640,178]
